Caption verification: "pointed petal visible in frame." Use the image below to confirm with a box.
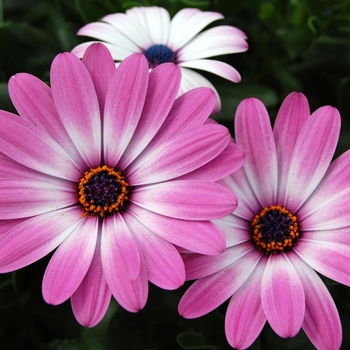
[103,53,149,167]
[179,249,261,318]
[123,211,185,289]
[118,63,181,169]
[42,216,98,305]
[0,207,83,273]
[179,59,241,82]
[71,234,112,327]
[273,92,310,203]
[287,253,342,350]
[82,43,116,115]
[131,180,237,220]
[225,261,266,350]
[283,106,340,212]
[101,219,148,312]
[129,204,226,255]
[261,253,305,337]
[235,98,278,206]
[179,68,221,114]
[178,26,248,61]
[127,124,230,185]
[0,111,81,181]
[294,239,350,286]
[0,178,76,219]
[51,52,101,167]
[168,9,224,51]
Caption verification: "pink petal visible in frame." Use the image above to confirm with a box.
[179,59,241,82]
[127,124,230,185]
[42,216,99,305]
[261,253,305,337]
[283,106,340,212]
[0,178,76,219]
[0,207,83,273]
[273,92,310,203]
[131,180,237,220]
[9,73,85,168]
[168,9,224,51]
[178,26,248,61]
[225,260,266,350]
[177,140,245,182]
[101,218,148,312]
[289,252,342,350]
[294,239,350,286]
[235,98,278,206]
[123,211,185,289]
[142,87,216,153]
[0,110,81,181]
[103,53,149,167]
[71,234,112,327]
[129,204,226,255]
[51,52,101,167]
[118,63,181,169]
[82,43,117,115]
[179,249,261,318]
[179,68,221,114]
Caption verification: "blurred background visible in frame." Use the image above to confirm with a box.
[0,0,350,349]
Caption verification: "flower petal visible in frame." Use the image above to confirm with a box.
[51,52,101,167]
[289,252,342,350]
[101,218,148,312]
[71,234,112,327]
[179,59,241,82]
[168,9,224,51]
[179,249,261,318]
[235,98,278,206]
[0,207,83,273]
[273,92,310,203]
[123,211,185,289]
[225,260,266,350]
[0,178,76,219]
[127,124,230,185]
[131,180,237,220]
[178,26,248,61]
[82,43,116,115]
[103,53,149,167]
[129,204,226,255]
[118,62,181,169]
[42,216,99,305]
[283,106,340,212]
[294,239,350,286]
[261,253,305,337]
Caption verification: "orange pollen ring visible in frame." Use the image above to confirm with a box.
[78,165,129,218]
[250,204,300,255]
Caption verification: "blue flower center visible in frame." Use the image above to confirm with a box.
[143,44,176,69]
[78,165,129,218]
[250,205,300,255]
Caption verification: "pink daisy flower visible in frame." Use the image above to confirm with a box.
[0,43,245,327]
[71,6,248,114]
[178,92,350,349]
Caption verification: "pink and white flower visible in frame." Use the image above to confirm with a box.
[0,44,245,327]
[71,6,248,114]
[179,92,349,349]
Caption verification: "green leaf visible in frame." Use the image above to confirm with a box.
[177,331,217,350]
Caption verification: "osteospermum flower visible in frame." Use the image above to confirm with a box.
[0,43,245,327]
[178,92,350,349]
[71,6,248,113]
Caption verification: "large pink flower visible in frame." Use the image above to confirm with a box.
[178,92,350,349]
[0,44,245,327]
[71,6,248,113]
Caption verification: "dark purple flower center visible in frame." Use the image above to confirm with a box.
[78,165,129,218]
[250,205,300,255]
[143,44,176,69]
